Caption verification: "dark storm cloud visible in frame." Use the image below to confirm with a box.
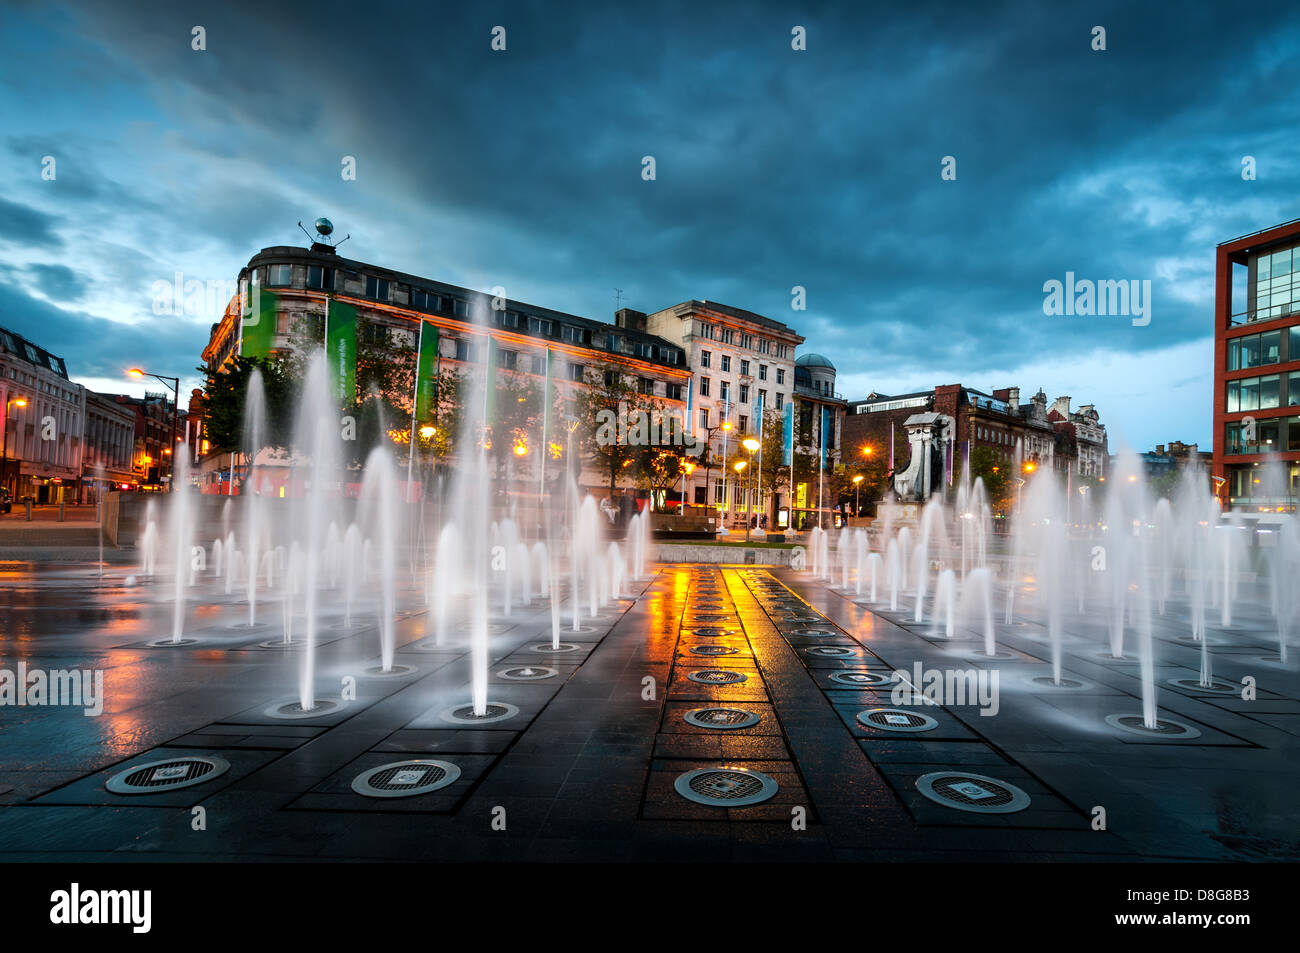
[0,197,62,249]
[24,263,85,300]
[0,280,205,381]
[7,0,1300,437]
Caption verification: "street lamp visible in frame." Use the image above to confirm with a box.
[734,459,749,541]
[2,396,28,502]
[852,473,864,522]
[742,437,760,534]
[127,368,181,493]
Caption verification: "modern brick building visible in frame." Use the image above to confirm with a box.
[1213,218,1300,512]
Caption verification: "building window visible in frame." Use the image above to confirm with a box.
[700,350,711,368]
[740,359,750,376]
[532,354,547,374]
[454,339,478,362]
[699,377,710,396]
[758,339,771,355]
[721,328,734,345]
[666,382,683,401]
[529,316,553,336]
[720,355,731,373]
[776,368,785,385]
[410,289,441,311]
[306,266,333,290]
[700,408,709,428]
[758,388,767,409]
[561,325,586,344]
[740,334,753,350]
[568,362,586,382]
[496,349,517,370]
[267,264,292,286]
[452,298,470,318]
[720,381,731,402]
[639,377,655,396]
[739,384,750,403]
[776,392,784,409]
[738,414,748,432]
[758,364,767,381]
[364,276,389,300]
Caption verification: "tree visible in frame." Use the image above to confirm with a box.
[954,445,1013,515]
[574,362,663,494]
[194,354,296,455]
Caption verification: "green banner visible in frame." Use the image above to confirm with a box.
[240,285,277,359]
[414,321,440,422]
[326,299,357,405]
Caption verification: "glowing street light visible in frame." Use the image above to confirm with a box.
[852,473,864,522]
[126,367,181,492]
[2,396,28,500]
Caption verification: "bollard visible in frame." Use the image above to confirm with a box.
[25,499,33,521]
[58,501,65,522]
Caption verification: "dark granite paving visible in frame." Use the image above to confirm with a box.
[0,559,1295,861]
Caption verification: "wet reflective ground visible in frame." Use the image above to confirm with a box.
[0,559,1297,862]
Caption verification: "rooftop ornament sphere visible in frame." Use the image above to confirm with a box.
[314,217,334,236]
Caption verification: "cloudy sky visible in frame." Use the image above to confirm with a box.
[2,0,1298,450]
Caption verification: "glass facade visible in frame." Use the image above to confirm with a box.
[1252,242,1300,321]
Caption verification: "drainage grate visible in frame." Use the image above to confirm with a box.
[857,708,938,732]
[440,701,520,725]
[1166,677,1237,695]
[683,707,761,730]
[1105,713,1202,739]
[147,637,199,647]
[806,646,855,657]
[915,772,1031,814]
[689,626,738,638]
[787,628,836,638]
[691,645,740,656]
[351,759,461,798]
[498,666,558,680]
[686,669,748,685]
[829,671,892,687]
[1028,675,1089,690]
[530,642,580,653]
[107,756,230,795]
[263,698,343,719]
[674,767,778,807]
[360,663,417,678]
[691,603,725,611]
[687,614,731,622]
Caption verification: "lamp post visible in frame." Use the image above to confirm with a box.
[2,396,28,503]
[734,459,749,541]
[852,473,864,524]
[742,437,760,537]
[127,368,180,493]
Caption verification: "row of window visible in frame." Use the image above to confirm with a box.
[259,263,681,366]
[699,351,785,384]
[695,321,789,358]
[1226,326,1300,370]
[975,426,1014,446]
[1224,416,1300,454]
[448,340,685,400]
[5,366,79,403]
[1224,372,1300,412]
[697,378,783,409]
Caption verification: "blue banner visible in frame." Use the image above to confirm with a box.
[820,406,830,471]
[782,403,793,466]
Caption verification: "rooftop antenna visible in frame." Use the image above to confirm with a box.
[298,218,350,248]
[614,288,624,310]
